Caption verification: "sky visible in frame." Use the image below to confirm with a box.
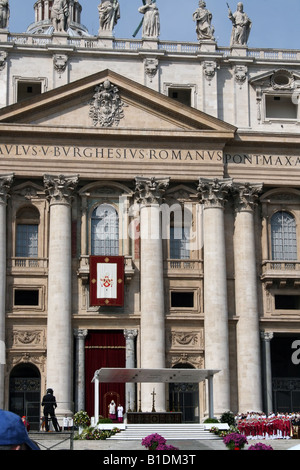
[7,0,300,50]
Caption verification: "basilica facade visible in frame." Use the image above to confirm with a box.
[1,0,300,427]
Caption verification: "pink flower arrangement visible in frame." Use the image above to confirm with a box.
[223,432,248,450]
[141,433,179,450]
[248,443,273,451]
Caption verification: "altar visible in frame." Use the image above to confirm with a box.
[125,412,182,424]
[92,368,220,422]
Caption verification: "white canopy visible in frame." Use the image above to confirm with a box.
[92,368,220,420]
[92,367,219,383]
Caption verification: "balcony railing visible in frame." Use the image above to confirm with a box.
[261,261,300,287]
[8,257,48,274]
[262,260,300,273]
[164,258,203,277]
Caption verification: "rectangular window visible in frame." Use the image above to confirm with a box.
[14,289,39,306]
[171,291,194,308]
[275,295,300,310]
[17,81,42,102]
[265,95,297,120]
[168,88,192,106]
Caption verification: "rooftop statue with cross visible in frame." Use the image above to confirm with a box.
[133,0,160,39]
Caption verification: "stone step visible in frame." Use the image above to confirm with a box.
[109,424,221,440]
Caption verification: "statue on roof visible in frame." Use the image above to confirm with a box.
[51,0,69,33]
[193,1,215,41]
[138,0,160,39]
[228,2,251,47]
[98,0,120,33]
[0,0,9,30]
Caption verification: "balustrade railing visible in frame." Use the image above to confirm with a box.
[164,258,203,276]
[4,32,300,61]
[262,260,300,276]
[8,257,48,271]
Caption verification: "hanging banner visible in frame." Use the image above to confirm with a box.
[90,256,124,307]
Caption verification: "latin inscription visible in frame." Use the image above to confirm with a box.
[0,144,299,166]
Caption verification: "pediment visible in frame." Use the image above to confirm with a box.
[0,69,236,137]
[250,69,300,90]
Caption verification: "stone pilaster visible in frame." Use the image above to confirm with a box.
[197,177,232,416]
[233,182,263,413]
[124,329,138,411]
[0,174,14,409]
[135,176,169,412]
[44,174,79,417]
[74,328,88,413]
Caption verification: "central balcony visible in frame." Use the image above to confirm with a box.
[164,258,203,279]
[261,260,300,288]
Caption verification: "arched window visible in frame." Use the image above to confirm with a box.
[91,204,119,256]
[271,211,297,260]
[16,206,40,258]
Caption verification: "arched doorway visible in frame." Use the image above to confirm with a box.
[169,364,199,423]
[9,363,41,430]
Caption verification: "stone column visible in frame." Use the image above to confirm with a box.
[261,331,273,415]
[135,176,169,412]
[74,328,88,413]
[124,329,138,411]
[44,174,79,417]
[0,174,14,409]
[233,182,263,413]
[197,177,232,416]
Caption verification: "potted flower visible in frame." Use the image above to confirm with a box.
[142,433,167,450]
[141,433,179,451]
[223,432,248,450]
[73,410,90,434]
[248,443,273,451]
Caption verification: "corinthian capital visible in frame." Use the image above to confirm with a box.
[43,174,79,205]
[135,176,169,205]
[0,173,14,204]
[197,177,233,208]
[233,182,263,212]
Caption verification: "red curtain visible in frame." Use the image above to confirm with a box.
[84,330,126,419]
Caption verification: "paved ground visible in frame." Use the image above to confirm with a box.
[73,438,300,451]
[30,433,300,451]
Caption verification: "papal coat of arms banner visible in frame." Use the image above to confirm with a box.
[90,256,124,306]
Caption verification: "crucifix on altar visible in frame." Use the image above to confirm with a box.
[151,388,156,412]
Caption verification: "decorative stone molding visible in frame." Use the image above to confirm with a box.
[197,177,233,208]
[271,69,294,90]
[10,330,45,348]
[144,58,159,82]
[124,329,138,341]
[74,328,88,340]
[170,331,202,349]
[8,352,46,372]
[53,53,68,77]
[43,174,79,205]
[0,51,7,71]
[168,353,204,369]
[260,331,274,342]
[0,173,14,204]
[234,64,248,86]
[203,61,218,82]
[135,176,169,205]
[89,80,127,127]
[233,182,263,212]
